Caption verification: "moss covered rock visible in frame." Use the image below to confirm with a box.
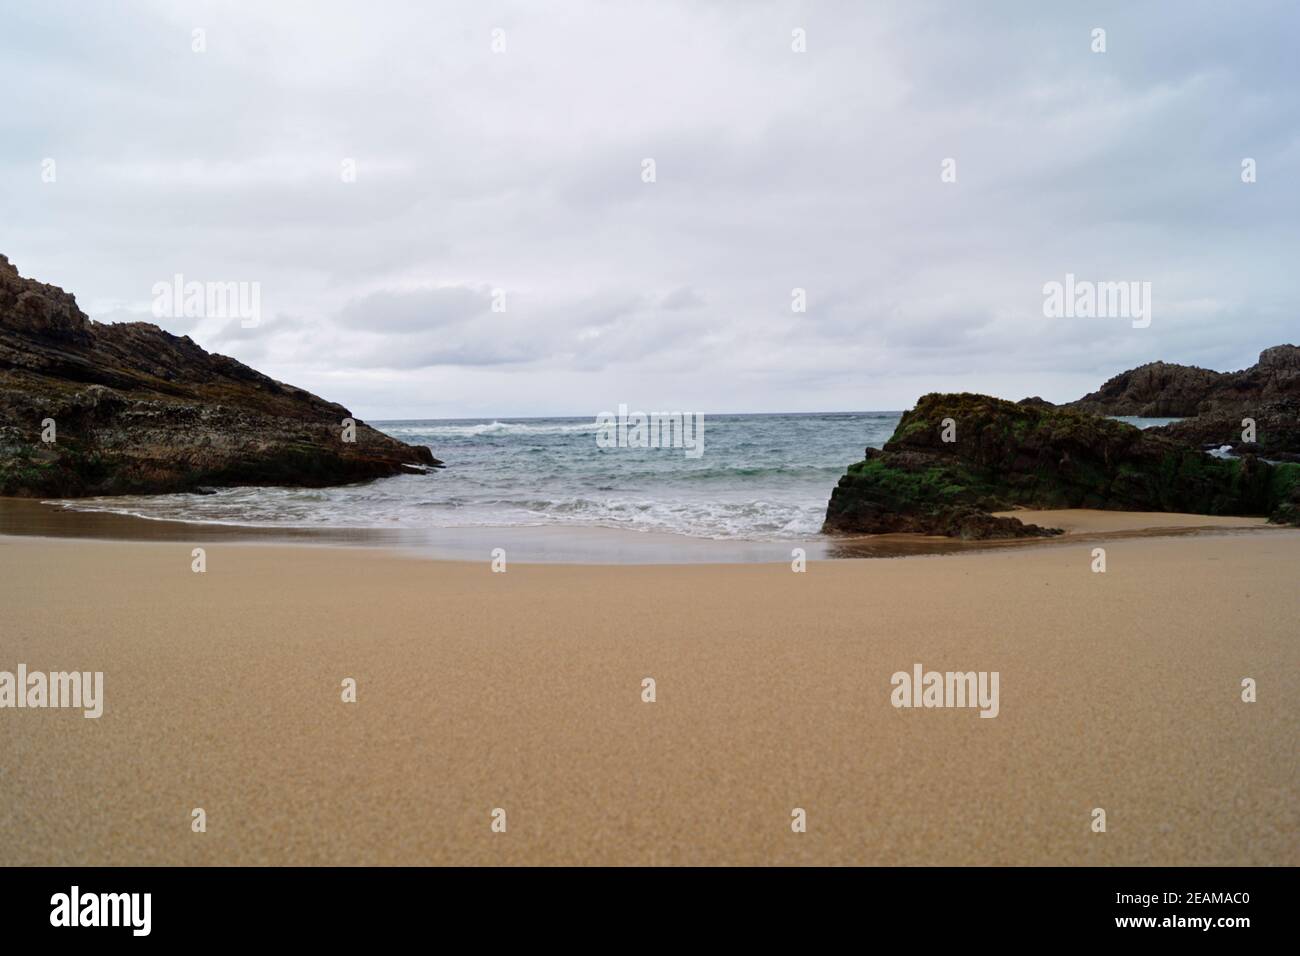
[824,393,1300,538]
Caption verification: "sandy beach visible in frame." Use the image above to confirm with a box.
[1,518,1295,867]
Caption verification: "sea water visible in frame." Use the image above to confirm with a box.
[53,413,1179,542]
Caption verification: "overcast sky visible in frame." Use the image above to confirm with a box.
[2,0,1297,419]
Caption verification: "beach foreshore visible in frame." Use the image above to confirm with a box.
[0,496,1283,563]
[1,522,1295,866]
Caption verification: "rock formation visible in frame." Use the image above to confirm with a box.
[1154,401,1300,463]
[1067,345,1300,459]
[0,255,439,497]
[824,393,1300,538]
[1067,361,1229,417]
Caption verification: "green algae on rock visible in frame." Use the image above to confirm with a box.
[824,392,1300,538]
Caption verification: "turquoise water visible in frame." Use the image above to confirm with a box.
[53,412,1179,541]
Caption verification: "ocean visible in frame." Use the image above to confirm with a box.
[55,412,892,540]
[52,412,1183,543]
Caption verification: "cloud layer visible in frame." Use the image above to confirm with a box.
[3,0,1297,417]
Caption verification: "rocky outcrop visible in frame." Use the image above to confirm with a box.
[0,255,440,497]
[823,393,1300,538]
[1067,345,1300,458]
[1153,401,1300,463]
[1067,361,1229,417]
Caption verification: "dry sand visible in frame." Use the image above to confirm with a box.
[0,527,1296,866]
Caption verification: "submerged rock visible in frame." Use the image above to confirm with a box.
[824,393,1300,538]
[0,255,440,497]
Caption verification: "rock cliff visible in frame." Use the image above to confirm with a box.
[0,255,439,497]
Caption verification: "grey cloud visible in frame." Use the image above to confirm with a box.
[336,287,491,334]
[2,0,1296,416]
[661,287,706,311]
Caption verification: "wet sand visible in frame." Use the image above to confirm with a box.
[0,528,1295,865]
[0,496,1283,563]
[991,508,1273,534]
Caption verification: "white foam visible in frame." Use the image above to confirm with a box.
[384,420,596,438]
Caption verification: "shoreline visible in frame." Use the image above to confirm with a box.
[0,496,1284,564]
[2,530,1295,865]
